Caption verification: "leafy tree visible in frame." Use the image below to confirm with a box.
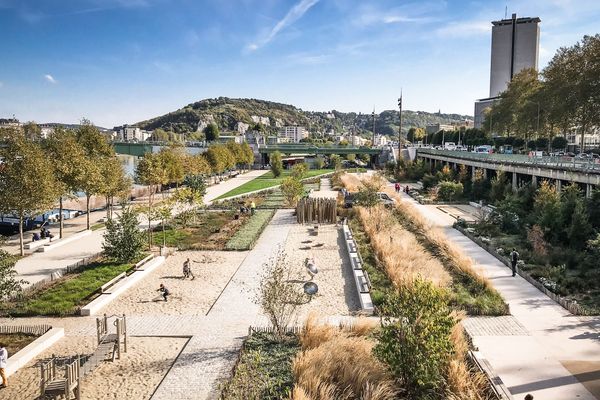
[330,154,342,170]
[437,181,463,201]
[559,184,582,237]
[152,128,170,141]
[533,181,561,242]
[551,136,568,150]
[23,121,42,141]
[184,175,207,198]
[77,122,116,229]
[470,169,490,201]
[159,146,185,186]
[354,175,384,207]
[568,201,593,249]
[490,171,509,204]
[291,163,308,180]
[136,152,167,248]
[98,157,131,220]
[587,188,600,229]
[102,207,146,263]
[0,137,60,255]
[204,123,220,141]
[280,177,304,206]
[314,155,325,169]
[374,279,456,398]
[240,142,255,169]
[270,151,283,177]
[0,250,27,298]
[45,128,88,238]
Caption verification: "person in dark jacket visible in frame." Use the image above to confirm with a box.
[510,248,520,277]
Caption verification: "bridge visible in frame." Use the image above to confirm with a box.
[112,142,206,157]
[416,148,600,195]
[256,144,382,155]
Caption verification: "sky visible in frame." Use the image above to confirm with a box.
[1,0,599,128]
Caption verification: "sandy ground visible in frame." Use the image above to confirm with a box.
[102,250,248,316]
[1,335,186,400]
[283,223,361,318]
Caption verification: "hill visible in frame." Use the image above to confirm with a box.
[136,97,472,138]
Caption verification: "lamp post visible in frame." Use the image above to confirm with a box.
[398,91,403,150]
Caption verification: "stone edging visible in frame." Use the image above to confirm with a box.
[341,223,374,314]
[467,350,513,400]
[454,225,594,316]
[80,256,166,316]
[5,327,64,377]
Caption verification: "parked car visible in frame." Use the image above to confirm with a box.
[474,145,493,154]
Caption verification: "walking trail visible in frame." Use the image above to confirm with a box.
[13,169,268,288]
[391,181,600,400]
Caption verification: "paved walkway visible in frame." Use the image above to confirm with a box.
[391,182,600,400]
[13,170,269,288]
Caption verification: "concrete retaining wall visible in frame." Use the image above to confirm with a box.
[5,327,64,377]
[342,224,374,314]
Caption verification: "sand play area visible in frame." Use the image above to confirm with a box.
[102,250,248,316]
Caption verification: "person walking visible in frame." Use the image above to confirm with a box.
[0,342,7,388]
[250,201,256,216]
[157,284,170,301]
[510,248,520,277]
[182,258,195,280]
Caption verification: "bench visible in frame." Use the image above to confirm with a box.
[24,238,50,250]
[100,272,127,294]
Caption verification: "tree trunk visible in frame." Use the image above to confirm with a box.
[162,218,166,248]
[86,195,91,230]
[148,190,153,250]
[59,197,64,239]
[19,215,24,256]
[106,196,110,220]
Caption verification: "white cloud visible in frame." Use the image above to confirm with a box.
[246,0,320,51]
[435,20,489,38]
[44,74,57,84]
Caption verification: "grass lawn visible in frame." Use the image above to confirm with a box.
[1,259,134,316]
[216,169,333,200]
[222,331,300,400]
[153,211,248,250]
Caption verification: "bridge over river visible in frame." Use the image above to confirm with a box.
[416,148,600,195]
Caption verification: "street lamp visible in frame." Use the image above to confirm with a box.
[398,91,403,150]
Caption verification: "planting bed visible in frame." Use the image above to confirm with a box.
[0,333,40,356]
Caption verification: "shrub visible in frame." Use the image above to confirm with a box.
[280,177,304,207]
[103,207,146,263]
[0,250,26,298]
[437,181,464,201]
[527,224,548,258]
[270,151,283,177]
[374,279,456,397]
[422,173,438,190]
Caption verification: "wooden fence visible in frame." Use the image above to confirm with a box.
[0,324,52,336]
[247,325,303,335]
[296,198,337,224]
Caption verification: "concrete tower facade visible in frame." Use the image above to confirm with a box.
[474,14,541,128]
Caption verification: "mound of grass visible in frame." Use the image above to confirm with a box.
[216,169,333,200]
[2,259,134,316]
[222,331,300,400]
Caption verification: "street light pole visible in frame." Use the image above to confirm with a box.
[398,90,403,150]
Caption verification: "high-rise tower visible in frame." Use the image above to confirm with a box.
[474,13,541,129]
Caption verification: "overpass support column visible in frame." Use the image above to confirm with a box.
[482,169,488,179]
[472,167,476,179]
[512,172,517,191]
[586,184,593,198]
[556,179,562,193]
[531,175,538,188]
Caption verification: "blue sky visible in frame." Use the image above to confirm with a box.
[1,0,599,128]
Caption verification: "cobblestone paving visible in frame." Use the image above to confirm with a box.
[463,316,530,336]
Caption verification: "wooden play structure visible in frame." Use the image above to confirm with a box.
[40,314,127,399]
[296,198,337,224]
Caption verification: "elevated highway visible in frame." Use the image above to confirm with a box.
[416,149,600,195]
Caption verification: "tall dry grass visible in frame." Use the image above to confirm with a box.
[339,173,362,192]
[292,315,400,400]
[356,206,451,287]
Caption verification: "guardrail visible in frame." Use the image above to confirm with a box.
[417,148,600,173]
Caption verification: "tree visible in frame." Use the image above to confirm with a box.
[567,201,593,249]
[330,154,342,170]
[45,128,88,238]
[533,181,561,242]
[152,128,170,141]
[270,151,283,177]
[240,142,255,170]
[136,152,167,249]
[0,137,60,255]
[159,146,185,186]
[490,171,509,204]
[280,177,304,206]
[291,163,308,180]
[98,157,131,220]
[204,123,220,141]
[355,175,384,207]
[0,250,27,299]
[551,136,568,150]
[183,175,207,198]
[23,121,42,141]
[103,207,146,263]
[314,155,325,169]
[374,279,456,397]
[77,122,116,229]
[258,247,306,340]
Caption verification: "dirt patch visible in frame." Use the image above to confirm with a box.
[0,333,40,357]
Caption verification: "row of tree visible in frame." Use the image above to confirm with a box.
[0,123,129,255]
[485,34,600,150]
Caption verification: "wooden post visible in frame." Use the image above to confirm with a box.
[75,355,82,400]
[123,314,127,353]
[40,363,45,396]
[116,320,122,360]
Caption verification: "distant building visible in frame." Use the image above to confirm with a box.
[0,118,21,128]
[474,14,541,128]
[373,134,388,147]
[567,127,600,150]
[280,126,308,143]
[118,125,151,142]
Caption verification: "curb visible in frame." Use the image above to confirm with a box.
[80,256,166,316]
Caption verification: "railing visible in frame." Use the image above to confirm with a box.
[417,148,600,173]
